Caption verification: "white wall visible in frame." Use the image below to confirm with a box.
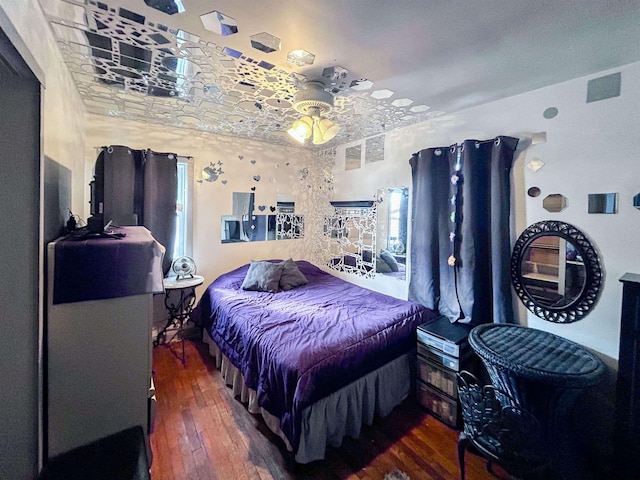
[84,115,326,290]
[0,1,86,479]
[333,61,640,361]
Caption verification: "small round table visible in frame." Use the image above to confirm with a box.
[156,275,204,364]
[469,323,606,478]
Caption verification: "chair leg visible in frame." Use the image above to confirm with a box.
[458,433,469,480]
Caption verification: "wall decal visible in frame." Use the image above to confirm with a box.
[200,161,225,183]
[543,193,568,213]
[345,144,362,170]
[543,107,558,119]
[527,187,541,198]
[221,192,303,243]
[250,186,256,191]
[531,132,547,145]
[253,175,261,182]
[365,135,385,164]
[527,158,545,172]
[323,201,377,278]
[588,193,618,214]
[251,159,256,164]
[221,180,228,185]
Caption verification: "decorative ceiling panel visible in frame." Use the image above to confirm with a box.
[42,0,435,148]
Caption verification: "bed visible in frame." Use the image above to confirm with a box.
[192,260,439,463]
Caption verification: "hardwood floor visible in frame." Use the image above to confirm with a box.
[149,340,501,480]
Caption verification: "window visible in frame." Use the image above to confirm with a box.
[173,156,193,258]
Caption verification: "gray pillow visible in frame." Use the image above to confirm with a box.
[379,249,399,272]
[241,260,284,292]
[279,258,308,291]
[376,256,393,273]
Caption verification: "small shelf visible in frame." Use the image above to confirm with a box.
[531,243,559,250]
[522,272,559,284]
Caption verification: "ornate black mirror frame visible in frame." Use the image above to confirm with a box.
[511,220,603,323]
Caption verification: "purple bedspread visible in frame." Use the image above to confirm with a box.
[192,260,439,451]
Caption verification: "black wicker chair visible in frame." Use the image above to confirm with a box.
[456,371,549,480]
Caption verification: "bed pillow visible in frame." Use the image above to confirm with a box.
[279,258,309,291]
[241,260,284,292]
[376,256,393,273]
[379,249,399,272]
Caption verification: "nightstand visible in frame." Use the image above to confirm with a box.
[156,275,204,364]
[416,316,474,428]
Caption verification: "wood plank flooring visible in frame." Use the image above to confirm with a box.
[150,340,501,480]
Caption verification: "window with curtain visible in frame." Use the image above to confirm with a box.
[408,136,519,325]
[173,156,193,258]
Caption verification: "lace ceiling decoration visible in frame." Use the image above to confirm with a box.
[42,0,440,148]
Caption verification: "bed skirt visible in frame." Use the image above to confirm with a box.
[202,331,414,463]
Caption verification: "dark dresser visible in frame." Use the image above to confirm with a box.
[615,273,640,478]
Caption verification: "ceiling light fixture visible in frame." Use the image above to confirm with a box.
[287,80,339,145]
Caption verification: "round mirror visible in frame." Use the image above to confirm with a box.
[511,221,602,323]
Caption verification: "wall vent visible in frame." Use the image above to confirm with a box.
[586,72,621,103]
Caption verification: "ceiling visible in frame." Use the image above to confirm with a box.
[40,0,640,148]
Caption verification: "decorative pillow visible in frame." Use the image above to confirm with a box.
[376,256,393,273]
[279,258,309,291]
[241,260,284,293]
[379,249,399,272]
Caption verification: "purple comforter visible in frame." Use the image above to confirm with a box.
[193,260,439,451]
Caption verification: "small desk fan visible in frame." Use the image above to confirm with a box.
[171,256,196,279]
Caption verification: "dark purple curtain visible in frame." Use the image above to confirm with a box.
[142,149,177,275]
[99,146,177,275]
[408,136,518,325]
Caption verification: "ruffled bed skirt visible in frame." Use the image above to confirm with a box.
[202,331,414,463]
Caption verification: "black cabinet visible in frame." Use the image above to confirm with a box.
[615,273,640,478]
[415,316,473,428]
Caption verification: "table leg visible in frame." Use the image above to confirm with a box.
[155,286,197,364]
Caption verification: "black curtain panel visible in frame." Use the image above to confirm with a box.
[409,136,519,325]
[98,146,177,275]
[142,149,177,275]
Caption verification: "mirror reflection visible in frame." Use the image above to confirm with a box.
[221,192,303,243]
[542,193,567,213]
[520,235,586,308]
[325,201,376,278]
[588,193,618,214]
[376,187,409,280]
[345,145,362,170]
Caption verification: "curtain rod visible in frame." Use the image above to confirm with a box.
[92,146,192,159]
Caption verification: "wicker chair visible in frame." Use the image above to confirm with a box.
[456,371,549,480]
